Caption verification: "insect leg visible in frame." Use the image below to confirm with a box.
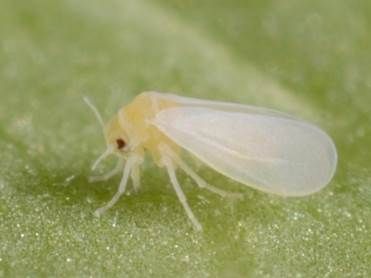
[94,155,136,217]
[165,147,243,199]
[130,162,141,193]
[89,158,125,183]
[91,145,114,171]
[162,155,202,231]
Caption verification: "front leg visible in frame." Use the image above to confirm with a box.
[130,163,141,193]
[89,158,125,183]
[94,155,137,217]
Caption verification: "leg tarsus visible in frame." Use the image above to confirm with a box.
[163,156,202,231]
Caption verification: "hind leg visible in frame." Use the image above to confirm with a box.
[164,146,242,199]
[162,155,202,231]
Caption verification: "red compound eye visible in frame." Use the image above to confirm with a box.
[116,138,126,150]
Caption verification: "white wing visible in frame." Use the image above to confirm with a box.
[153,106,337,196]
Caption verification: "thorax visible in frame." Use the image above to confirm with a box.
[118,92,179,164]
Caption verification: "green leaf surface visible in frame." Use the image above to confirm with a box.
[0,0,370,276]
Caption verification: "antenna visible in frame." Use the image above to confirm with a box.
[83,96,108,145]
[83,96,105,130]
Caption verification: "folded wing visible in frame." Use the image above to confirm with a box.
[153,106,337,196]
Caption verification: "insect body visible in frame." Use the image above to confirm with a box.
[84,92,337,231]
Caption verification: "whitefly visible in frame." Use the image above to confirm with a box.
[84,92,337,231]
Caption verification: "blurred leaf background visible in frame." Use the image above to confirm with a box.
[0,0,370,276]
